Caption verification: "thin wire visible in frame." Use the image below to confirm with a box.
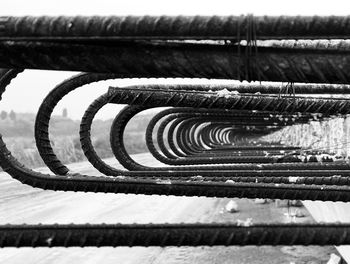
[252,14,261,84]
[245,14,251,81]
[237,16,242,82]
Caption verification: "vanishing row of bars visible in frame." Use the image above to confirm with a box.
[1,16,350,247]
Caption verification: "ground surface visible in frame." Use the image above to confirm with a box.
[0,154,337,264]
[265,115,350,263]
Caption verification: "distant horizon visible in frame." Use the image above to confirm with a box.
[0,70,249,120]
[0,108,157,122]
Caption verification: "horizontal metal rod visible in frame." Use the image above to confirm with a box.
[120,83,350,94]
[1,223,350,247]
[1,41,350,83]
[0,16,350,40]
[2,70,350,202]
[108,87,350,115]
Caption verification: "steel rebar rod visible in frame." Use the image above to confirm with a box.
[1,16,350,40]
[1,223,350,247]
[113,83,350,95]
[1,41,350,83]
[108,87,350,115]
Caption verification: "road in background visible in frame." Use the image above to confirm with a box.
[0,154,336,263]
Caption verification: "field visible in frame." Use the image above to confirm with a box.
[0,112,152,169]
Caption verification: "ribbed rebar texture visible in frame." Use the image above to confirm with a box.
[3,14,350,249]
[112,83,350,94]
[1,41,350,83]
[1,16,350,40]
[1,223,350,247]
[108,87,350,115]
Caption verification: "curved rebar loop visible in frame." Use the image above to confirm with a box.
[146,113,302,163]
[149,109,309,163]
[79,89,350,178]
[0,72,336,201]
[161,114,302,157]
[3,15,350,248]
[109,108,286,171]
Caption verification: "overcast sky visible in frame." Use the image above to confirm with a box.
[0,0,349,120]
[2,0,349,16]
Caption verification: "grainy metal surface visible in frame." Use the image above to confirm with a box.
[0,41,350,83]
[108,83,350,94]
[2,15,350,248]
[0,16,350,40]
[108,86,350,114]
[1,223,350,247]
